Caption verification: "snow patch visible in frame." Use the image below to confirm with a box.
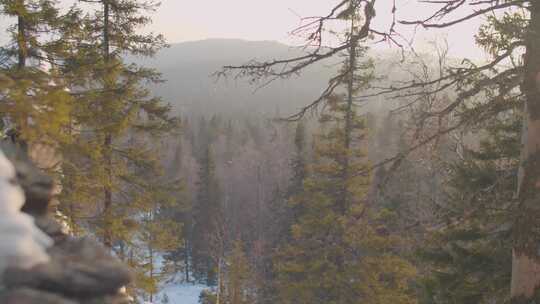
[155,282,207,304]
[0,149,53,277]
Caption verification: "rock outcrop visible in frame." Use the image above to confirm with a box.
[0,148,53,278]
[0,142,134,304]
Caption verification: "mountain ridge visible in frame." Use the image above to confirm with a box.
[137,38,337,117]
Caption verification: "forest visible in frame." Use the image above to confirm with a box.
[0,1,538,304]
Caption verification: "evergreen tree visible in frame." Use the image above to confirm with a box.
[0,0,74,160]
[192,119,222,285]
[268,120,308,249]
[135,181,184,302]
[289,120,307,203]
[162,138,194,283]
[418,110,520,304]
[274,95,417,304]
[273,3,416,302]
[0,0,60,69]
[225,240,255,304]
[55,0,177,249]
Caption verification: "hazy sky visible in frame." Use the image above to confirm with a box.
[152,0,486,59]
[0,0,487,59]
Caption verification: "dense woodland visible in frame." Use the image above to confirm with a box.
[1,0,539,304]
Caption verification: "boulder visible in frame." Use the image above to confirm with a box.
[4,237,132,298]
[0,142,134,304]
[0,288,78,304]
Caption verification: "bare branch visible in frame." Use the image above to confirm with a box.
[399,0,525,29]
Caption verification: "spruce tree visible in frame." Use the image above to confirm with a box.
[289,120,307,214]
[0,0,60,69]
[0,0,74,160]
[269,120,308,249]
[273,3,416,302]
[162,138,194,283]
[192,118,222,285]
[136,182,184,302]
[274,94,416,304]
[55,0,177,249]
[225,240,255,304]
[418,110,520,304]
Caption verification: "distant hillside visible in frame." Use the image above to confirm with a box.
[136,39,338,117]
[135,39,415,118]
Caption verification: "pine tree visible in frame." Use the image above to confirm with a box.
[274,95,416,304]
[162,138,194,283]
[0,0,74,164]
[136,183,183,302]
[267,120,308,252]
[0,0,61,69]
[288,120,307,215]
[0,3,181,298]
[273,3,416,302]
[192,119,222,285]
[54,0,177,249]
[418,110,520,304]
[225,240,255,304]
[0,2,81,229]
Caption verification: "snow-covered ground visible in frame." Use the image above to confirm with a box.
[142,255,209,304]
[155,282,207,304]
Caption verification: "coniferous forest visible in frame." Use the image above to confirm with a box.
[1,1,540,304]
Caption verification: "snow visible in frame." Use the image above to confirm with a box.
[142,256,208,304]
[0,149,53,277]
[0,150,23,211]
[155,282,207,304]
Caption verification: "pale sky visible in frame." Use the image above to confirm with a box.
[0,0,488,59]
[151,0,487,59]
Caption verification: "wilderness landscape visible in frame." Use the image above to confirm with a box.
[0,1,537,304]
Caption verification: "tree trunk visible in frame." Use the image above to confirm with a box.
[103,0,110,61]
[511,1,540,301]
[149,244,154,303]
[340,12,356,216]
[104,134,113,248]
[102,0,113,248]
[216,257,223,304]
[185,238,191,282]
[13,0,27,140]
[17,10,26,69]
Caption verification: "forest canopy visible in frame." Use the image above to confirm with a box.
[0,1,538,304]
